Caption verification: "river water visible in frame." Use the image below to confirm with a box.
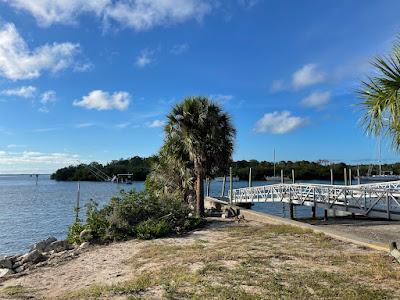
[0,175,336,256]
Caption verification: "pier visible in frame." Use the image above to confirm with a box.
[227,181,400,220]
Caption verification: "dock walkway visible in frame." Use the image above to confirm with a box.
[229,181,400,220]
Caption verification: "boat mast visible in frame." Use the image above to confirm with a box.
[273,148,276,177]
[378,134,382,176]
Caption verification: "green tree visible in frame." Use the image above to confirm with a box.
[165,96,236,216]
[359,36,400,148]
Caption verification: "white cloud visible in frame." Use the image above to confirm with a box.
[254,111,308,134]
[292,64,326,89]
[210,94,234,105]
[301,91,331,109]
[171,43,189,55]
[148,119,165,128]
[0,150,80,174]
[4,0,212,31]
[40,90,56,104]
[135,50,154,68]
[73,90,131,111]
[1,85,36,98]
[0,23,80,80]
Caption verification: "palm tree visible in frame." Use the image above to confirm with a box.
[165,96,236,216]
[359,36,400,149]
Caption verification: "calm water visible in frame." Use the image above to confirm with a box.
[0,175,339,256]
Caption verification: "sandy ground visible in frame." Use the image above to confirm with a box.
[0,219,399,299]
[304,217,400,245]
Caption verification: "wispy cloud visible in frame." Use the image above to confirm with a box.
[301,91,331,109]
[115,122,131,129]
[237,0,259,9]
[147,120,165,128]
[270,80,286,93]
[135,50,155,68]
[171,43,189,55]
[6,144,26,148]
[210,94,234,105]
[1,86,37,98]
[40,90,57,104]
[0,23,81,80]
[75,123,95,128]
[73,90,131,111]
[254,111,308,134]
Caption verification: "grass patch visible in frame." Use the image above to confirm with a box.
[0,285,32,299]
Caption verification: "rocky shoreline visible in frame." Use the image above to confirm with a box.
[0,236,90,282]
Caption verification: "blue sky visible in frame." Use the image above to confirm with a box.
[0,0,400,173]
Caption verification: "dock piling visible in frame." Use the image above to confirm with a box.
[248,167,252,187]
[221,175,226,197]
[292,169,295,184]
[229,167,233,204]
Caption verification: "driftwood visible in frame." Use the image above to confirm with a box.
[389,242,400,264]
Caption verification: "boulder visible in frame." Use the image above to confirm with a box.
[32,236,57,252]
[44,240,73,253]
[0,268,14,278]
[21,250,46,264]
[79,229,93,242]
[0,257,12,269]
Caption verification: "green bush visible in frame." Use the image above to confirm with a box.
[67,221,86,244]
[136,218,172,240]
[72,190,200,244]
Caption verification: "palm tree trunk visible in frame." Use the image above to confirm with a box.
[196,174,204,217]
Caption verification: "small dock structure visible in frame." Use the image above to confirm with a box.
[111,173,134,184]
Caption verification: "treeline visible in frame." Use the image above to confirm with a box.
[51,156,400,182]
[51,156,156,181]
[232,160,400,180]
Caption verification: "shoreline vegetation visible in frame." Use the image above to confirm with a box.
[51,158,400,182]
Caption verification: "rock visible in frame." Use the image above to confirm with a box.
[79,229,93,242]
[79,242,90,250]
[21,250,46,264]
[222,206,236,218]
[14,266,24,273]
[0,268,14,278]
[32,236,57,252]
[0,257,13,269]
[12,261,22,268]
[44,240,73,253]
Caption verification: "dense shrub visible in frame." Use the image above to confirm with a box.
[67,221,86,244]
[136,219,172,240]
[67,190,202,244]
